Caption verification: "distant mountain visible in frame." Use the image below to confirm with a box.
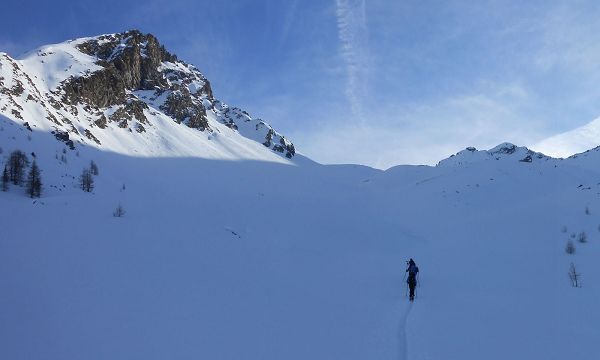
[0,30,295,161]
[437,142,552,167]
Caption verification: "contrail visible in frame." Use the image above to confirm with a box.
[335,0,368,118]
[280,0,299,45]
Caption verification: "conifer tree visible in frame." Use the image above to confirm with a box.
[1,165,9,192]
[26,160,42,198]
[8,150,29,185]
[90,160,99,176]
[113,203,126,217]
[79,168,94,192]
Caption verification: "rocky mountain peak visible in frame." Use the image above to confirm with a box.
[58,30,214,131]
[0,30,295,159]
[74,30,178,91]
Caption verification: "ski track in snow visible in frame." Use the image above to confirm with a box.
[398,302,413,360]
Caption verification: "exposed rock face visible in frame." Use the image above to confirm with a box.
[160,89,208,130]
[109,98,149,128]
[0,30,294,158]
[75,31,174,91]
[213,101,295,158]
[60,30,212,132]
[52,130,75,149]
[61,66,123,108]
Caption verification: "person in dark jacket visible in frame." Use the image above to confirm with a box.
[406,258,419,301]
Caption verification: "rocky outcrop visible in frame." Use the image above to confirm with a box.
[61,68,127,108]
[59,30,213,131]
[109,98,149,128]
[62,31,176,107]
[160,90,208,130]
[215,102,295,158]
[76,31,175,89]
[52,130,75,149]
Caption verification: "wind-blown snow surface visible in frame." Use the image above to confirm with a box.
[2,135,600,358]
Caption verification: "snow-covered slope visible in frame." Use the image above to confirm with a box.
[1,32,600,360]
[2,132,599,359]
[532,116,600,158]
[0,30,295,163]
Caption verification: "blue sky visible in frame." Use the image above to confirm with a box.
[2,0,600,168]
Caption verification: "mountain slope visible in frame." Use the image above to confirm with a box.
[0,30,295,162]
[1,31,600,360]
[1,139,599,360]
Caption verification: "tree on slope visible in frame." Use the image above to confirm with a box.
[79,169,94,192]
[1,165,9,192]
[113,203,126,217]
[90,160,99,176]
[565,240,576,254]
[569,263,581,287]
[8,150,29,185]
[26,160,42,198]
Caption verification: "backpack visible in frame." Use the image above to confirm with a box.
[407,264,418,284]
[408,264,418,275]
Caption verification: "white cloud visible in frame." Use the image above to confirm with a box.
[531,117,600,158]
[335,0,369,118]
[280,0,299,45]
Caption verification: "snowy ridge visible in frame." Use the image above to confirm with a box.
[18,39,104,91]
[438,142,552,167]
